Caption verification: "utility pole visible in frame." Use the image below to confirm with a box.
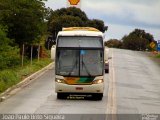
[21,44,25,67]
[31,45,33,65]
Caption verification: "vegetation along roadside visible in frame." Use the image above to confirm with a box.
[0,58,52,94]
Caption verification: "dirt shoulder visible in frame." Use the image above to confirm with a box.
[144,52,160,66]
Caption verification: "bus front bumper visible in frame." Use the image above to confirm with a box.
[55,82,104,94]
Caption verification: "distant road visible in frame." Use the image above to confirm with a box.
[0,48,160,120]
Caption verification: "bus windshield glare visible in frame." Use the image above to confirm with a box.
[56,49,103,77]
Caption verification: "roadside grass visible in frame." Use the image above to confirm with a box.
[0,58,52,94]
[151,53,160,66]
[156,54,160,58]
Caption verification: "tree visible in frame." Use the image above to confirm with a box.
[122,29,153,51]
[86,19,106,33]
[130,29,154,43]
[48,15,84,39]
[0,0,47,45]
[47,7,106,38]
[105,39,123,48]
[0,25,20,69]
[47,7,88,22]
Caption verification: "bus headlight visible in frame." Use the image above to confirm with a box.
[92,79,103,84]
[55,79,66,84]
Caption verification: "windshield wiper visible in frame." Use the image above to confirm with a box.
[81,56,92,76]
[68,58,78,76]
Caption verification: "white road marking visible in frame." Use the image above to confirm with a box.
[106,49,117,120]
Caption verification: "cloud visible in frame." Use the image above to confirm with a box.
[44,0,66,10]
[44,0,160,40]
[105,23,160,40]
[82,0,160,29]
[104,24,133,40]
[44,0,160,28]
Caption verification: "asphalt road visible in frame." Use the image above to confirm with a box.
[0,48,160,120]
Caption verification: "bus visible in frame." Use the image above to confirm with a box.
[51,27,106,100]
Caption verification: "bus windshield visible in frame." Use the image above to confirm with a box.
[56,49,103,77]
[57,36,103,48]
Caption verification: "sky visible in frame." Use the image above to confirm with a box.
[44,0,160,41]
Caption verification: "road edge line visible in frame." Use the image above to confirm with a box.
[106,48,117,120]
[0,62,54,102]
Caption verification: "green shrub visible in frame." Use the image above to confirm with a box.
[0,80,5,93]
[156,54,160,58]
[0,25,20,70]
[0,70,19,93]
[0,58,51,93]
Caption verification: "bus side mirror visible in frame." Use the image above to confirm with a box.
[108,57,112,59]
[51,45,56,60]
[104,47,109,61]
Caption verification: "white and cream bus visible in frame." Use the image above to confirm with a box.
[51,27,107,100]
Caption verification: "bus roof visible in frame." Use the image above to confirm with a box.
[58,27,103,37]
[62,27,100,32]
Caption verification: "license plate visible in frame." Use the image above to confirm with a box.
[76,87,83,90]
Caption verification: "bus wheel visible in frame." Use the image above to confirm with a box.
[105,69,109,73]
[93,93,103,100]
[57,93,66,99]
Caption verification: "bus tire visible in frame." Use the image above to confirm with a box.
[57,93,65,99]
[105,69,109,73]
[93,93,103,100]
